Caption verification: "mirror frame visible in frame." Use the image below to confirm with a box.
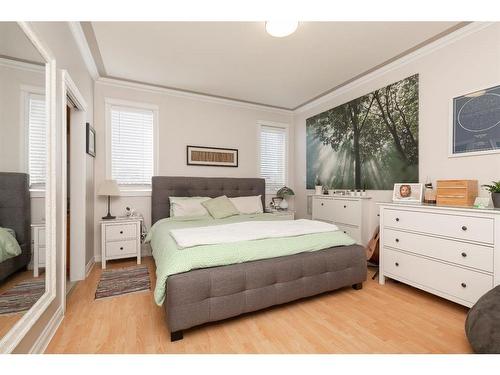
[0,22,57,353]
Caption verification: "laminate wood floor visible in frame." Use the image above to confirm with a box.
[0,269,43,338]
[46,257,472,354]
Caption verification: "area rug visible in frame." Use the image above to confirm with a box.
[95,265,151,300]
[0,279,45,315]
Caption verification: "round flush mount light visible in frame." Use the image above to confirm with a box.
[265,21,299,38]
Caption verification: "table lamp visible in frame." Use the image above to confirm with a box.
[98,179,120,220]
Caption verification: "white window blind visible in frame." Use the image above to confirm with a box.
[260,124,287,193]
[28,94,46,187]
[111,106,154,185]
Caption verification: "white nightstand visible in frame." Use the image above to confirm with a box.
[31,223,45,277]
[266,210,295,220]
[101,217,142,269]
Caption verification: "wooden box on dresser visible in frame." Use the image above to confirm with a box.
[379,203,500,307]
[312,195,371,245]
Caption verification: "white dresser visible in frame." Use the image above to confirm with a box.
[311,195,371,245]
[379,203,500,307]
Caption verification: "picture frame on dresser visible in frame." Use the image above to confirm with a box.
[392,183,423,203]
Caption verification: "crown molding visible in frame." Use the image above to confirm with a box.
[68,21,99,80]
[0,56,44,73]
[96,76,294,115]
[293,22,495,114]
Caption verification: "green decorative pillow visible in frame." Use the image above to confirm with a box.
[202,195,239,219]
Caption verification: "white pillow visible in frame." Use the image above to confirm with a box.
[229,195,263,215]
[169,197,211,218]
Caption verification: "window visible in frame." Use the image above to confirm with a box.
[27,93,46,187]
[259,123,288,193]
[107,100,157,186]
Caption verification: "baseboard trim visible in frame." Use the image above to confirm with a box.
[85,257,95,278]
[28,306,63,354]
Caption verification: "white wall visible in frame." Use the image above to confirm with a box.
[293,23,500,241]
[93,80,293,258]
[0,63,47,225]
[13,22,95,354]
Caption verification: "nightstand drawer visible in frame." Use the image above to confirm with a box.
[38,246,46,264]
[106,240,137,257]
[106,224,137,241]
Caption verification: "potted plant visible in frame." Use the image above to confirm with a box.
[276,186,295,210]
[482,181,500,208]
[314,176,323,195]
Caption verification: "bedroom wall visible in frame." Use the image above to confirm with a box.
[13,22,95,353]
[293,23,500,239]
[92,80,294,259]
[0,63,46,224]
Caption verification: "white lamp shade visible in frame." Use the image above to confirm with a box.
[98,180,120,196]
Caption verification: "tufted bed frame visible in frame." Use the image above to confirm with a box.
[0,172,31,282]
[151,176,367,341]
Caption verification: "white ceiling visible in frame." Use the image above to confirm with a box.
[0,22,45,64]
[91,22,462,109]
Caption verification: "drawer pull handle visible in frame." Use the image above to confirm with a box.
[343,231,347,234]
[120,247,124,250]
[395,218,400,222]
[343,205,347,208]
[395,238,400,243]
[120,230,123,234]
[461,252,467,258]
[321,203,324,206]
[461,282,467,288]
[461,226,467,231]
[395,262,399,267]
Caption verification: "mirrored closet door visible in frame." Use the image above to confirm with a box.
[0,22,55,352]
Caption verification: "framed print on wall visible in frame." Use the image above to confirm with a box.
[86,122,96,157]
[451,84,500,157]
[186,145,238,167]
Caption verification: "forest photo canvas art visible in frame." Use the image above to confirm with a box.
[306,74,419,190]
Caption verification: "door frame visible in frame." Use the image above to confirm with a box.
[60,70,88,311]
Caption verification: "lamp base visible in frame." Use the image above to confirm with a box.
[102,213,116,220]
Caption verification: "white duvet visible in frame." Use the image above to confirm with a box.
[170,219,339,248]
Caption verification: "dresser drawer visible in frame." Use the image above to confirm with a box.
[105,223,137,241]
[312,197,334,222]
[331,199,361,226]
[106,240,137,257]
[383,248,493,304]
[384,229,493,272]
[337,224,361,244]
[38,246,46,265]
[384,209,494,244]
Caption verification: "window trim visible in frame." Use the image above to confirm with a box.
[257,120,290,194]
[104,97,159,190]
[21,85,46,189]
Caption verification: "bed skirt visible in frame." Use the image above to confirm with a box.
[164,244,367,339]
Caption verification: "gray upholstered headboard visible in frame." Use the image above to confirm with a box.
[0,172,30,247]
[151,176,265,224]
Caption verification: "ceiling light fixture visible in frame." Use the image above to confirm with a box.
[265,21,299,38]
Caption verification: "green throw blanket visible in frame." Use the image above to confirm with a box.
[146,214,355,306]
[0,227,22,263]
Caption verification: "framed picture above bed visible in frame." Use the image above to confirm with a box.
[450,84,500,157]
[186,145,238,167]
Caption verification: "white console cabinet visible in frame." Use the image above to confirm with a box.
[379,203,500,307]
[311,195,371,245]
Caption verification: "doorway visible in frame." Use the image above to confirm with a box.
[61,71,89,307]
